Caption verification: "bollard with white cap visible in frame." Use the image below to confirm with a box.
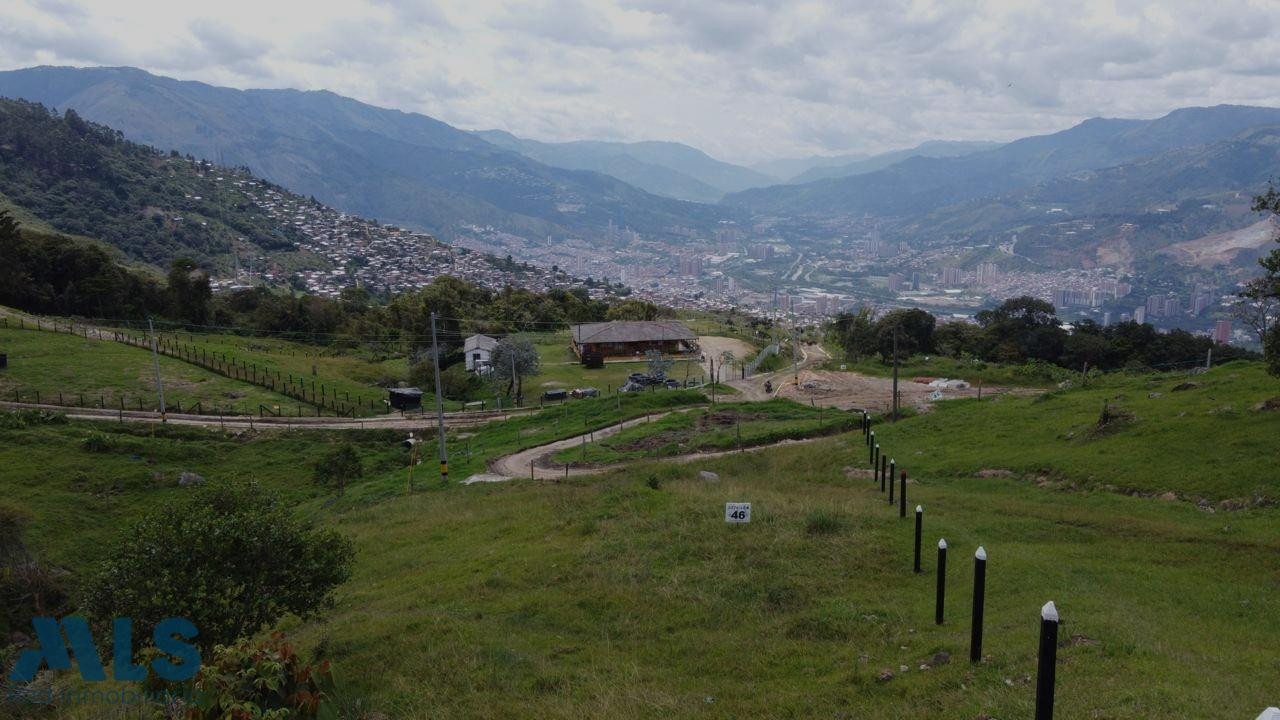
[935,538,947,625]
[970,546,987,663]
[1035,601,1060,720]
[913,505,923,572]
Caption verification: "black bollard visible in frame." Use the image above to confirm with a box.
[888,458,896,504]
[900,470,908,518]
[869,432,875,463]
[935,539,947,625]
[970,546,987,663]
[1035,601,1059,720]
[911,504,921,571]
[880,453,886,492]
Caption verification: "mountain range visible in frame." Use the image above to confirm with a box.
[721,105,1280,219]
[1,64,1279,275]
[473,130,773,202]
[0,66,731,243]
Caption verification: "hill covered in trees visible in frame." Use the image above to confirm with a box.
[0,97,307,266]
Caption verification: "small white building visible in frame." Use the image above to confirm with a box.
[464,334,499,373]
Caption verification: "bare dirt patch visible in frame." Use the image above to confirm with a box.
[697,408,765,428]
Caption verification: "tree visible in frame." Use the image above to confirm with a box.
[1245,186,1280,376]
[1229,279,1278,347]
[645,349,674,380]
[167,258,212,325]
[605,299,668,321]
[490,338,541,401]
[827,308,877,361]
[873,308,936,362]
[976,296,1064,363]
[85,483,353,651]
[933,321,983,358]
[312,444,362,494]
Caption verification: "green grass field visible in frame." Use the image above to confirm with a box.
[550,399,856,466]
[0,327,301,414]
[822,350,1071,388]
[3,360,1279,719]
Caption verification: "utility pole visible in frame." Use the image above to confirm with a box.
[791,328,799,386]
[511,347,519,407]
[892,326,900,421]
[430,312,448,483]
[148,317,167,423]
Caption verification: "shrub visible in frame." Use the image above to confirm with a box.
[80,432,119,453]
[0,409,68,429]
[84,483,354,651]
[187,632,335,720]
[312,444,362,494]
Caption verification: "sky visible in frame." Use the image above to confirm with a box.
[4,0,1280,164]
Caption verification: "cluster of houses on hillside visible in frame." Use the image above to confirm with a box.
[206,174,584,298]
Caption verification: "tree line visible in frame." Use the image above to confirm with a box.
[828,296,1258,374]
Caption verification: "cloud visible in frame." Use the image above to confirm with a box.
[3,0,1280,162]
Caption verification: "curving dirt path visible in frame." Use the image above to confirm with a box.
[481,407,835,482]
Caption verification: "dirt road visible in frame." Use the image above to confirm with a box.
[482,407,829,482]
[696,335,757,380]
[0,400,531,431]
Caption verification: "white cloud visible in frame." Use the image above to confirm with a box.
[2,0,1280,163]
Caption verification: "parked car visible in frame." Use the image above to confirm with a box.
[570,387,599,398]
[542,389,568,401]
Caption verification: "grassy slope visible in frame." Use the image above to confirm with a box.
[549,399,855,465]
[6,363,1279,719]
[0,327,300,413]
[822,350,1067,388]
[285,362,1279,719]
[867,361,1279,501]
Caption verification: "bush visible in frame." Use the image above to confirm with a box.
[0,410,68,429]
[0,503,64,640]
[187,632,335,720]
[80,432,119,453]
[312,444,362,494]
[84,483,354,651]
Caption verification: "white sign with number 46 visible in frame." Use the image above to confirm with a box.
[725,502,751,523]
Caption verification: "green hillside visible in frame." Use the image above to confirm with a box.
[3,361,1277,718]
[0,98,306,267]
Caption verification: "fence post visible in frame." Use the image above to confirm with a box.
[971,547,987,663]
[1035,602,1059,720]
[899,471,908,518]
[935,539,947,625]
[913,506,923,572]
[888,458,895,504]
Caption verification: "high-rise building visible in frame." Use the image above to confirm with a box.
[678,257,703,277]
[887,273,905,293]
[1213,319,1232,344]
[976,262,1000,286]
[1163,295,1181,317]
[942,267,963,287]
[910,272,921,291]
[1134,306,1146,324]
[1146,295,1165,318]
[1102,311,1112,327]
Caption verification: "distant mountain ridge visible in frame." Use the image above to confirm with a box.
[722,105,1280,217]
[0,65,732,242]
[473,130,773,202]
[786,140,1002,184]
